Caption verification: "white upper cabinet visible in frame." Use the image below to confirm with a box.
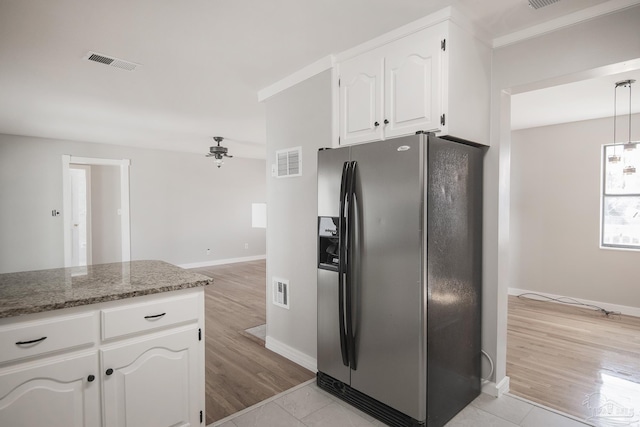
[339,49,383,145]
[384,24,443,139]
[337,13,490,146]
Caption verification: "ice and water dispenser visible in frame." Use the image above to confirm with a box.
[318,217,339,271]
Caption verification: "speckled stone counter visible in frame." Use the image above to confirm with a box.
[0,260,212,319]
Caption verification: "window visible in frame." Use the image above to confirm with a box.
[601,144,640,249]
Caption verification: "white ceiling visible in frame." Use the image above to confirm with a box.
[0,0,636,158]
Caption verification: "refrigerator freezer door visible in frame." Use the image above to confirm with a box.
[317,147,351,384]
[348,135,426,421]
[318,148,350,218]
[317,269,350,384]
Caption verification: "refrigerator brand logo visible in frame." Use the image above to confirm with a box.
[397,145,411,152]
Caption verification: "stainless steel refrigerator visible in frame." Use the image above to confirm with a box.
[316,133,483,427]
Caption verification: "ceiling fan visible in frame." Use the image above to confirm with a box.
[206,136,233,168]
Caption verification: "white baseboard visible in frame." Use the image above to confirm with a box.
[508,287,640,318]
[265,336,317,373]
[482,376,510,397]
[178,255,266,269]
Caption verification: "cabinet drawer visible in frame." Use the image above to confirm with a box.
[101,293,199,340]
[0,312,96,364]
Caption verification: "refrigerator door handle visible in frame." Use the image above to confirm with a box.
[337,161,350,367]
[346,160,357,370]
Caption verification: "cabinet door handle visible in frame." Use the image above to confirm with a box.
[384,119,389,125]
[105,368,114,376]
[16,336,47,345]
[374,121,379,127]
[144,312,166,320]
[87,374,95,382]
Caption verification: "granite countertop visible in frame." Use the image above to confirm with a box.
[0,260,212,319]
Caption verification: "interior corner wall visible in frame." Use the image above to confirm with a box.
[510,114,640,308]
[487,4,640,387]
[264,70,332,364]
[0,133,266,273]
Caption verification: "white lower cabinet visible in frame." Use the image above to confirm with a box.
[102,327,200,427]
[0,352,101,427]
[0,288,205,427]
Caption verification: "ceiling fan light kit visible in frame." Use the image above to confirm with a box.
[206,136,233,168]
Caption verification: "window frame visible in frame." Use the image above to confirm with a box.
[600,144,640,250]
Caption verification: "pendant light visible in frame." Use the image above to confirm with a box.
[610,79,636,174]
[206,136,233,168]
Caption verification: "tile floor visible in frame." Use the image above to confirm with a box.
[210,379,591,427]
[244,323,266,341]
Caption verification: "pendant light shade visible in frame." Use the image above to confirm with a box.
[608,154,621,163]
[610,79,636,175]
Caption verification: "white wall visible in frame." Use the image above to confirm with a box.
[264,70,332,367]
[0,133,266,273]
[510,114,640,307]
[91,164,122,264]
[488,5,640,389]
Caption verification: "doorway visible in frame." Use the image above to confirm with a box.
[506,68,640,424]
[62,155,131,267]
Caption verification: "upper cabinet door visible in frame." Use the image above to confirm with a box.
[384,24,444,139]
[338,50,383,146]
[335,14,489,146]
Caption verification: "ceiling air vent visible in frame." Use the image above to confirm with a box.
[84,51,140,71]
[528,0,561,9]
[275,147,302,178]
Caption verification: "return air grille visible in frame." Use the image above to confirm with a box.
[275,147,302,178]
[84,51,140,71]
[528,0,560,9]
[272,277,289,309]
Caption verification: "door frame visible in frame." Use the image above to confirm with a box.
[62,155,131,267]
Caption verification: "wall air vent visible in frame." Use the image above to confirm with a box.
[528,0,560,9]
[275,147,302,178]
[84,51,140,71]
[272,277,290,309]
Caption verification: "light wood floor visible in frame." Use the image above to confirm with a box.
[507,295,640,426]
[190,260,314,425]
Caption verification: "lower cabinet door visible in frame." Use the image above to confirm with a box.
[101,327,200,427]
[0,352,100,427]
